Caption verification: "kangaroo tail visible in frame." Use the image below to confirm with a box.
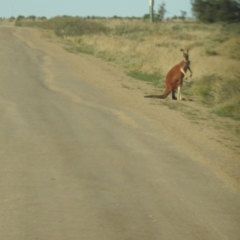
[144,90,171,99]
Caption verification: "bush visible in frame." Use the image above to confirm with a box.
[184,74,240,119]
[213,100,240,120]
[31,16,108,36]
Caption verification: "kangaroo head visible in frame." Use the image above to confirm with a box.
[180,48,189,62]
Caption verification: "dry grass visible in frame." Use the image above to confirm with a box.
[0,20,14,26]
[60,20,240,77]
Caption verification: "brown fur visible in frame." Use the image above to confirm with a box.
[145,49,192,100]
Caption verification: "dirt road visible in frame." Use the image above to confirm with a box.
[0,26,239,240]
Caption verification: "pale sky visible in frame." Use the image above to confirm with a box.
[0,1,192,19]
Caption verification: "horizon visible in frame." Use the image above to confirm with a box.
[0,1,193,19]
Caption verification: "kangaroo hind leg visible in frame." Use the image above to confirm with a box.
[177,85,182,101]
[171,90,177,100]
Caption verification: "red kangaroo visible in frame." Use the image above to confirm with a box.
[144,49,192,100]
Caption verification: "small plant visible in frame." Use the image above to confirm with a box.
[156,41,179,48]
[72,44,95,55]
[205,48,218,56]
[127,71,163,86]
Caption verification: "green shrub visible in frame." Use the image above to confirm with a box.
[213,100,240,120]
[185,74,240,119]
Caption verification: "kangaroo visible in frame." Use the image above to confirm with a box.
[145,48,192,100]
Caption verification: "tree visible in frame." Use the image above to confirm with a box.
[9,16,15,22]
[157,2,167,21]
[39,16,47,21]
[180,10,187,20]
[16,15,25,21]
[191,0,240,22]
[142,14,150,20]
[27,15,36,21]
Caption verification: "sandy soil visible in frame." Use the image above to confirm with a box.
[13,27,240,194]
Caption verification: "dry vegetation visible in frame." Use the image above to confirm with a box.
[14,17,240,121]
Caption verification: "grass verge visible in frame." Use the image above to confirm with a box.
[14,16,240,121]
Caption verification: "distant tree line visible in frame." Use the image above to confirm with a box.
[13,15,143,22]
[8,15,47,22]
[6,0,240,24]
[191,0,240,23]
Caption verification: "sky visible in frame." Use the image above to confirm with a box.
[0,0,192,19]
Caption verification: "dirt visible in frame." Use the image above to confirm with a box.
[13,27,240,194]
